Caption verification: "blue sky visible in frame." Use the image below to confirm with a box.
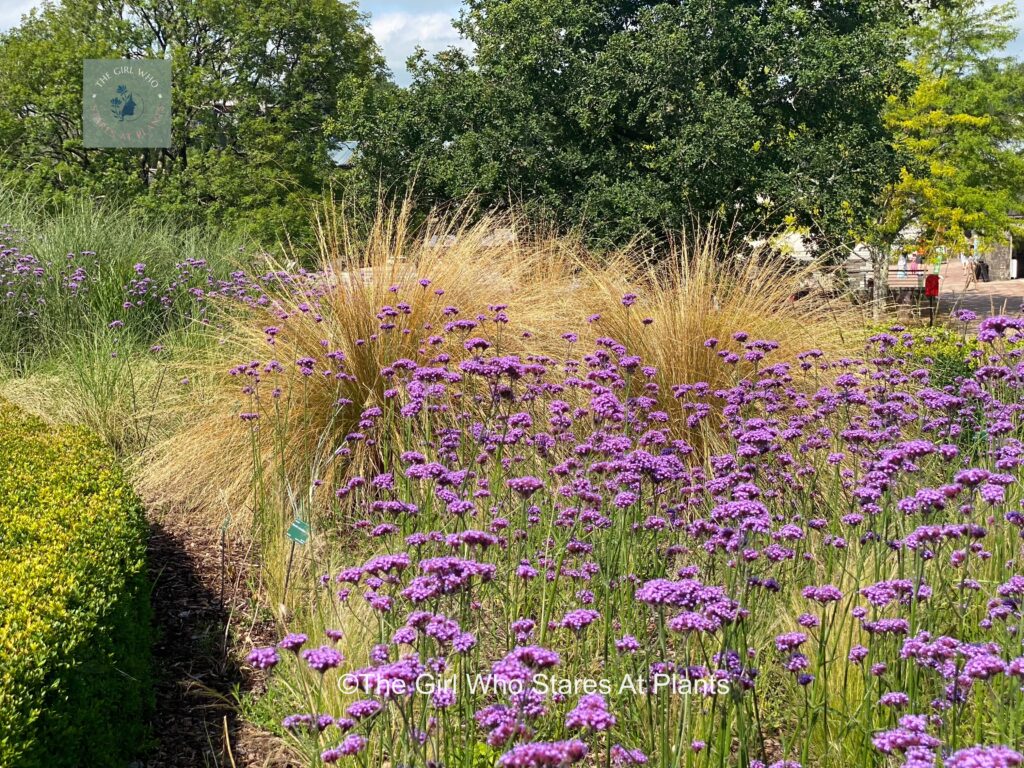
[1,0,1022,85]
[360,0,467,83]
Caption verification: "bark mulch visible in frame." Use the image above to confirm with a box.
[145,503,293,767]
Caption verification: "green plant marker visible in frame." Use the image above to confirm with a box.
[282,518,309,602]
[286,519,310,545]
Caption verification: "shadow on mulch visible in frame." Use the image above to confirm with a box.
[145,507,286,767]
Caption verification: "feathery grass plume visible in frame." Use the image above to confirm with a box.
[139,203,862,591]
[573,226,863,451]
[137,200,586,593]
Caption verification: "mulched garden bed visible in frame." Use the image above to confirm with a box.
[146,504,289,767]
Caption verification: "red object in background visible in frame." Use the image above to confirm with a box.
[924,274,940,297]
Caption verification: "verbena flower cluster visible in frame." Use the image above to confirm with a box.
[233,279,1024,767]
[0,223,299,357]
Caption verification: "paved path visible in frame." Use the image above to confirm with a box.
[936,261,1024,319]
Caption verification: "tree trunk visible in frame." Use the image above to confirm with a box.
[870,247,890,321]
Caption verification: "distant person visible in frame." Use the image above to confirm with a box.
[897,253,907,278]
[910,254,923,289]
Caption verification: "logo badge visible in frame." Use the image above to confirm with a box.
[83,59,171,148]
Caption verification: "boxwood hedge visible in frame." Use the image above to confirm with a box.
[0,402,151,767]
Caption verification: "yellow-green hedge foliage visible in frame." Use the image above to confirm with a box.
[0,402,151,767]
[871,325,982,386]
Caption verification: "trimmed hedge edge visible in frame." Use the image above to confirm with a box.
[0,401,152,767]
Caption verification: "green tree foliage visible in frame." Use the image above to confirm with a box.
[857,0,1024,303]
[0,0,391,240]
[355,0,915,247]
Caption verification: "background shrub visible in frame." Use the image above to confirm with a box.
[880,325,982,387]
[0,401,151,767]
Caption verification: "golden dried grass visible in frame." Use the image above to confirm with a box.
[136,202,583,532]
[574,228,863,449]
[138,202,863,541]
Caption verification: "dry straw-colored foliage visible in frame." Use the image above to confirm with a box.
[138,202,863,537]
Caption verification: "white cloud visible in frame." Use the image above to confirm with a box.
[0,0,40,32]
[369,10,471,84]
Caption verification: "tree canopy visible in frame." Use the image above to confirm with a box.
[874,0,1024,253]
[850,0,1024,306]
[1,0,1022,253]
[0,0,390,239]
[356,0,916,247]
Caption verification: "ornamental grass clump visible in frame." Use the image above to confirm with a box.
[138,204,587,582]
[0,195,248,371]
[139,204,853,580]
[574,229,859,450]
[239,299,1024,767]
